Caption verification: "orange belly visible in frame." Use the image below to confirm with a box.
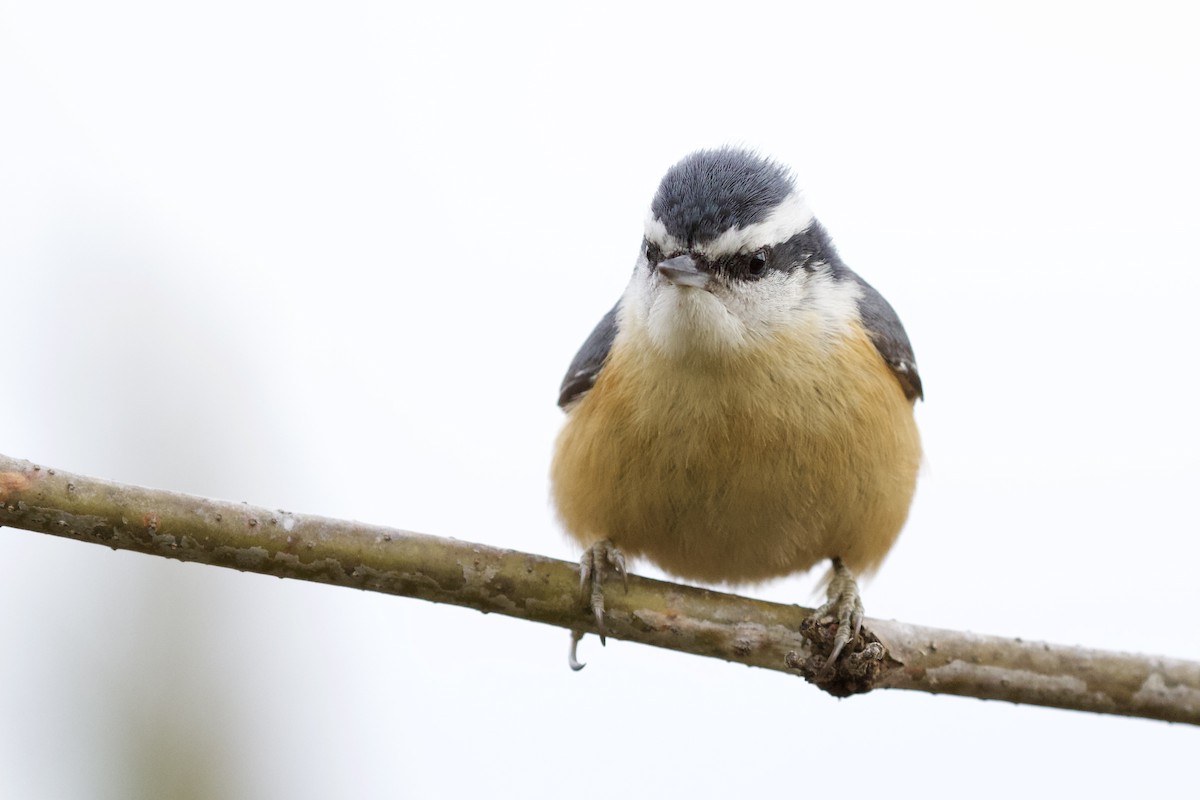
[550,323,920,584]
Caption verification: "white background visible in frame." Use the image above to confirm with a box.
[2,1,1198,797]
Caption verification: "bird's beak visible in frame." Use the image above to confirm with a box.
[656,254,711,289]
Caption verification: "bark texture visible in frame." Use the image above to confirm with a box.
[1,453,1196,725]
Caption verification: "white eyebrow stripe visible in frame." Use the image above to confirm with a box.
[702,191,814,257]
[643,215,682,253]
[643,190,815,257]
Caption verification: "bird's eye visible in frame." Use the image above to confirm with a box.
[746,248,770,276]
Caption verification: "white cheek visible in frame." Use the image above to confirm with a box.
[620,264,863,359]
[723,268,862,344]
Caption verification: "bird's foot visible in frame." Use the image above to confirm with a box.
[810,558,864,670]
[578,539,627,644]
[791,558,891,695]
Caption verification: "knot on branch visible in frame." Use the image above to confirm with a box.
[788,616,898,697]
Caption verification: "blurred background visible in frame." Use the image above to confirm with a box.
[2,1,1198,797]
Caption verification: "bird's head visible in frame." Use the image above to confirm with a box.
[623,148,860,359]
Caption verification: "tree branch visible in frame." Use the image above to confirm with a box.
[1,452,1196,725]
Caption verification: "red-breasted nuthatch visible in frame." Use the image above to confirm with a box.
[552,148,922,669]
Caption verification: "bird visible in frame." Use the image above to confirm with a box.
[551,147,922,671]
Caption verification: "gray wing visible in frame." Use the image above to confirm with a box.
[558,302,620,409]
[853,277,924,402]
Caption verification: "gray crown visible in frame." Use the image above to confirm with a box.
[650,148,794,247]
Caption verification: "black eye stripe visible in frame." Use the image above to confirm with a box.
[771,224,834,274]
[645,241,664,265]
[720,247,772,281]
[643,242,781,281]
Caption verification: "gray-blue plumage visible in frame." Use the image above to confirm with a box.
[851,275,923,401]
[558,302,619,409]
[652,148,793,248]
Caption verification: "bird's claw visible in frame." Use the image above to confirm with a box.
[568,629,586,671]
[569,540,627,669]
[578,539,627,643]
[811,558,865,670]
